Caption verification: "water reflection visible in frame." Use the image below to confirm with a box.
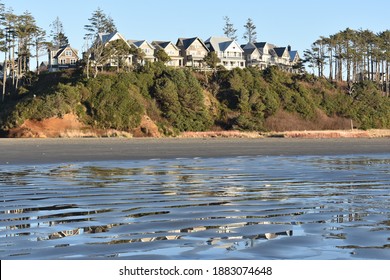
[1,154,390,259]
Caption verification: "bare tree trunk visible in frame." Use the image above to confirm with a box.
[23,56,27,73]
[352,58,357,83]
[2,55,7,102]
[386,61,389,97]
[366,50,370,80]
[329,48,333,80]
[11,42,16,91]
[94,64,98,78]
[86,56,90,79]
[36,45,40,75]
[346,43,351,83]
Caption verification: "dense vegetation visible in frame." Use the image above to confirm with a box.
[1,64,390,136]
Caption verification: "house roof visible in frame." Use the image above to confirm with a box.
[152,41,180,51]
[256,42,277,50]
[204,36,243,53]
[242,46,261,56]
[241,42,256,50]
[98,32,129,47]
[176,37,209,51]
[289,50,299,61]
[52,44,79,59]
[98,32,116,44]
[128,40,155,50]
[274,47,288,58]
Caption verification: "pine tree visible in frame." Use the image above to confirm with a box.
[84,7,117,39]
[84,8,117,78]
[50,17,68,47]
[16,11,39,74]
[33,27,47,73]
[1,1,7,102]
[243,18,257,43]
[223,16,237,40]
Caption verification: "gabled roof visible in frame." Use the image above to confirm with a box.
[254,42,266,48]
[152,41,180,51]
[128,40,155,50]
[53,44,79,59]
[176,37,209,51]
[242,46,261,56]
[241,42,256,50]
[289,50,299,61]
[274,47,289,58]
[204,36,243,53]
[98,32,129,47]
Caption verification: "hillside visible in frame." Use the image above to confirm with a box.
[1,64,390,138]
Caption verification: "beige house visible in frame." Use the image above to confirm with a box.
[152,41,183,67]
[204,37,245,70]
[128,40,156,65]
[176,37,209,68]
[48,44,79,72]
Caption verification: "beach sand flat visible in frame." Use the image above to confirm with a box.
[0,138,389,165]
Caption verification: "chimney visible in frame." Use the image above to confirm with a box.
[287,45,291,52]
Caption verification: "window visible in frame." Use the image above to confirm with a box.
[60,59,66,64]
[65,50,72,56]
[70,59,76,65]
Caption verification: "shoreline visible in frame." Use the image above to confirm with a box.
[1,137,389,166]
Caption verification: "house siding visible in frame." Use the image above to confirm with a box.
[48,45,79,71]
[177,38,209,68]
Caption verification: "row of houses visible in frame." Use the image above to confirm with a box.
[44,32,301,73]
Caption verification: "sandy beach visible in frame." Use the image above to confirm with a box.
[0,137,389,165]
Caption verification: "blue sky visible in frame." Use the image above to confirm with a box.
[3,0,390,56]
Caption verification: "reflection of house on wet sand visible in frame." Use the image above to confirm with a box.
[4,204,364,253]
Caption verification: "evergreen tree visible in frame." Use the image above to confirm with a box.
[1,1,6,102]
[84,7,117,39]
[32,27,47,73]
[243,18,257,43]
[203,51,220,71]
[15,11,39,74]
[223,16,237,40]
[155,49,170,63]
[50,17,68,47]
[130,45,145,66]
[84,8,117,78]
[104,39,131,72]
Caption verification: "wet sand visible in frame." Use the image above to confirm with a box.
[0,137,389,165]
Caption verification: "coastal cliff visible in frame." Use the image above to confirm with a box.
[1,64,389,138]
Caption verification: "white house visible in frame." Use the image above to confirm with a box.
[204,37,245,70]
